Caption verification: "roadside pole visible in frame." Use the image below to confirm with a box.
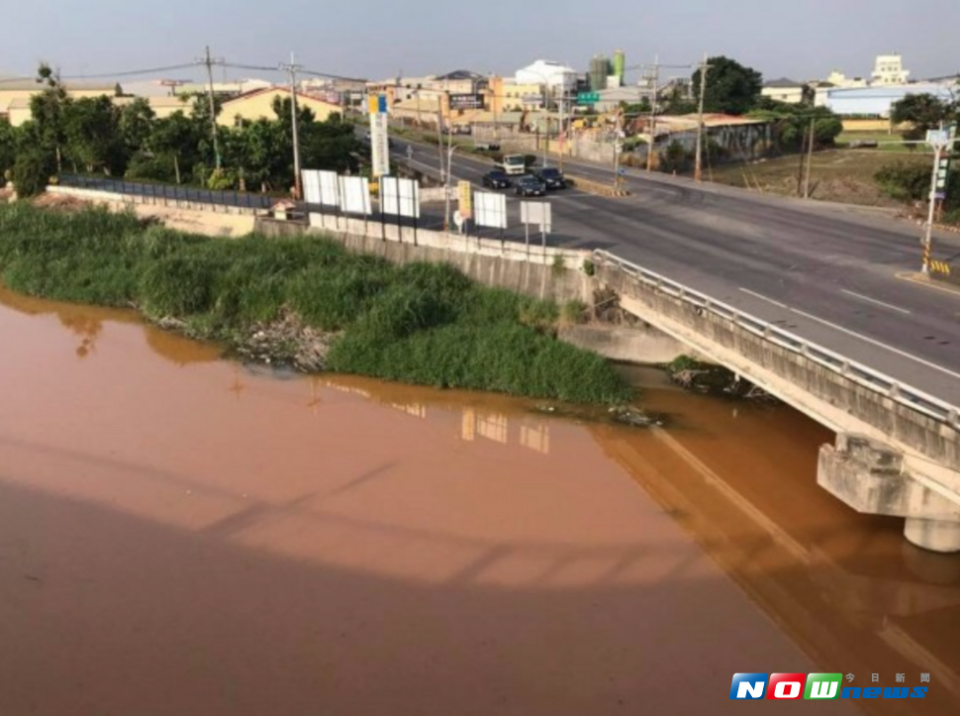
[280,53,304,200]
[199,46,223,172]
[694,54,710,183]
[923,131,947,274]
[803,116,815,199]
[646,58,660,173]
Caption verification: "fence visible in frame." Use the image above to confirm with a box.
[58,174,276,211]
[593,249,960,429]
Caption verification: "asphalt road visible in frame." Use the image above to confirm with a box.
[389,138,960,407]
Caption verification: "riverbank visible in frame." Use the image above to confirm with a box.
[0,202,631,404]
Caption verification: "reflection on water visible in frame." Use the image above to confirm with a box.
[0,286,958,716]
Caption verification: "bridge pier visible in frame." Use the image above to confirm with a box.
[818,435,960,554]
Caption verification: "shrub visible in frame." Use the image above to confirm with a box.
[875,161,931,202]
[12,148,54,198]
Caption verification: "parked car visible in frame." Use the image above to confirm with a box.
[482,170,513,190]
[535,167,566,190]
[515,176,547,197]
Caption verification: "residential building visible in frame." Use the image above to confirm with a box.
[872,54,910,86]
[0,78,120,126]
[486,76,549,114]
[825,71,867,89]
[761,78,806,104]
[217,86,341,127]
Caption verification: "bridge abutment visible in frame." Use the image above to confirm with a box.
[818,435,960,553]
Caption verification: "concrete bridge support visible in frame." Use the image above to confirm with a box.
[818,435,960,553]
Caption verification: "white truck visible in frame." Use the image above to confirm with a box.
[497,154,527,176]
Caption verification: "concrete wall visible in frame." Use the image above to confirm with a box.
[257,215,594,304]
[47,186,258,237]
[597,263,960,498]
[558,324,687,365]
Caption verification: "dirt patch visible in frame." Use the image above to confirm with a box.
[31,192,89,212]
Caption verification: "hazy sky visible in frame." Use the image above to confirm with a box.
[2,0,958,84]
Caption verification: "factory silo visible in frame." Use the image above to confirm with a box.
[613,49,626,83]
[590,54,609,91]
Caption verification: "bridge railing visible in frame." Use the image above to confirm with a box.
[593,249,960,430]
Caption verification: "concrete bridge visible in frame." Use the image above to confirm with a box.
[592,250,960,553]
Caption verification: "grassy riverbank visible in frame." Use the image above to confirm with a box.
[0,203,632,404]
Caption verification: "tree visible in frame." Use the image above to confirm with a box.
[62,96,124,174]
[119,98,156,155]
[29,62,70,173]
[891,94,956,142]
[692,56,763,116]
[0,119,16,183]
[149,111,198,184]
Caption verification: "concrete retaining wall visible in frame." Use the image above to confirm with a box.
[257,216,594,303]
[558,324,687,364]
[598,263,960,494]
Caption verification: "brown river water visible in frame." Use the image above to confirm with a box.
[0,284,958,716]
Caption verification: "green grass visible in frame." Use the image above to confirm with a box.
[0,202,632,405]
[709,149,932,206]
[835,131,921,153]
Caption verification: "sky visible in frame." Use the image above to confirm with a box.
[2,0,958,85]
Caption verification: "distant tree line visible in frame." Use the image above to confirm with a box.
[1,64,363,197]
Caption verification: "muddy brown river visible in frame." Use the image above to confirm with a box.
[0,285,958,716]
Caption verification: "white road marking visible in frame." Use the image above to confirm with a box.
[841,289,912,315]
[738,286,959,381]
[739,288,788,309]
[791,308,960,382]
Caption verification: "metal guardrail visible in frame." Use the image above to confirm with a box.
[58,174,275,210]
[593,249,960,429]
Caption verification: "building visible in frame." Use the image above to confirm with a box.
[487,76,551,114]
[593,85,655,113]
[761,78,806,104]
[825,71,867,89]
[217,86,341,127]
[821,82,953,117]
[115,95,194,120]
[515,60,577,92]
[872,54,910,86]
[0,78,120,126]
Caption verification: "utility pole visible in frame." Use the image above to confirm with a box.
[613,108,623,189]
[803,116,816,199]
[694,53,710,182]
[280,52,304,199]
[646,57,660,173]
[198,46,223,172]
[445,90,455,232]
[558,84,565,172]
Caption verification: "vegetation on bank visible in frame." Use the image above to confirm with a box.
[0,203,632,404]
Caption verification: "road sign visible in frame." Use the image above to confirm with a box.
[458,180,473,219]
[926,129,951,147]
[520,201,552,233]
[577,92,600,105]
[369,94,390,178]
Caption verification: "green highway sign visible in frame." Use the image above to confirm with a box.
[577,92,600,104]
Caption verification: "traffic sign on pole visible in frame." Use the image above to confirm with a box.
[577,92,600,105]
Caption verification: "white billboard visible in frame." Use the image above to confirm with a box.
[302,169,340,207]
[370,112,391,178]
[474,191,508,230]
[380,177,421,218]
[339,176,372,215]
[520,201,552,232]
